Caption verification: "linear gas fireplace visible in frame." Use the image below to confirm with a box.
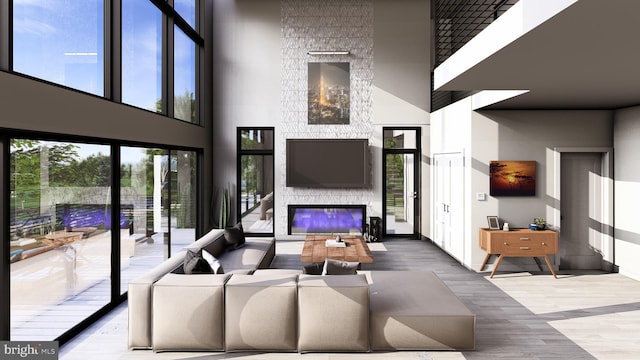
[288,204,366,235]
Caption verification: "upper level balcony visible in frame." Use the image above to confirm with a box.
[433,0,640,110]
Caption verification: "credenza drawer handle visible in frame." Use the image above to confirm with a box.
[520,247,530,250]
[520,237,530,240]
[504,242,508,245]
[542,242,546,246]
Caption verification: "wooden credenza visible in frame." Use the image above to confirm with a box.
[479,228,558,278]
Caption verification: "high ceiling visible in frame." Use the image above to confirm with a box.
[435,0,640,110]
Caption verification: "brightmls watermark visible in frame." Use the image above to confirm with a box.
[1,341,58,359]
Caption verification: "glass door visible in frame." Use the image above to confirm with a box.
[237,128,274,235]
[383,128,420,238]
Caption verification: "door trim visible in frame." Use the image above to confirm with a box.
[552,147,614,268]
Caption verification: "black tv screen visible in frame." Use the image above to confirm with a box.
[286,138,370,188]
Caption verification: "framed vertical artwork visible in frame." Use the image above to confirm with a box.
[489,160,536,196]
[308,62,350,124]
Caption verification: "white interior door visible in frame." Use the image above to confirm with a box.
[433,153,464,262]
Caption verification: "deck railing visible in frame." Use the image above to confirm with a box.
[432,0,519,111]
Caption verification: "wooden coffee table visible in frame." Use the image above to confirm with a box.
[300,235,374,264]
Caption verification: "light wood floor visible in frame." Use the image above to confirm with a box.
[59,238,640,360]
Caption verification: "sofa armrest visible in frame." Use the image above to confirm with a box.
[187,229,226,257]
[127,252,186,349]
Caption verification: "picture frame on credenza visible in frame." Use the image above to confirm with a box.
[487,216,500,230]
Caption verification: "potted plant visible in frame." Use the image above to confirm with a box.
[530,217,546,231]
[212,182,231,229]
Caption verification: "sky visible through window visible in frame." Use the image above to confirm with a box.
[13,0,197,121]
[174,26,196,122]
[13,0,104,96]
[122,0,162,112]
[174,0,196,29]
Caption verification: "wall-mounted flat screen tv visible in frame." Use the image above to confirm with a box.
[286,138,370,188]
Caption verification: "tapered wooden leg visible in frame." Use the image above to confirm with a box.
[543,255,558,279]
[490,254,505,278]
[480,253,491,271]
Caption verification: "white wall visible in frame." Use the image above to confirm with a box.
[213,0,432,238]
[613,106,640,281]
[432,96,614,270]
[373,0,431,238]
[471,108,613,271]
[211,0,282,210]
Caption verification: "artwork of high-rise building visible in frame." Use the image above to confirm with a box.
[308,62,350,124]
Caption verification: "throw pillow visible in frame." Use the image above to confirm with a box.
[202,249,225,274]
[303,262,324,275]
[322,258,359,275]
[183,248,213,274]
[224,222,246,250]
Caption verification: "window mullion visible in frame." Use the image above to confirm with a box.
[107,0,122,102]
[0,0,10,71]
[165,13,174,118]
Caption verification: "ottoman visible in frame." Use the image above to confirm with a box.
[365,271,476,351]
[297,274,370,352]
[151,273,230,352]
[224,273,299,351]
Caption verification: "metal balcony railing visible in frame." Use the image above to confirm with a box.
[432,0,519,111]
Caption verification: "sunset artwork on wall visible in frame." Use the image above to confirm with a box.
[489,160,536,196]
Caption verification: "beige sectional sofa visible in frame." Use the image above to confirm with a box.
[127,229,275,349]
[127,230,475,353]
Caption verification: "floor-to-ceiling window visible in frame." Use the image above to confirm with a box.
[237,128,274,235]
[168,150,197,254]
[11,0,202,123]
[10,140,112,341]
[1,0,207,343]
[173,26,196,122]
[8,139,199,340]
[122,0,163,112]
[119,147,197,295]
[13,0,104,96]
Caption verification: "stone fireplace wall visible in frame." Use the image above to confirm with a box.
[277,0,376,236]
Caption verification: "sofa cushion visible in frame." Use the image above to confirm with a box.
[322,258,359,275]
[297,274,370,352]
[303,262,324,275]
[225,273,298,351]
[218,237,275,272]
[224,223,246,250]
[152,273,230,351]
